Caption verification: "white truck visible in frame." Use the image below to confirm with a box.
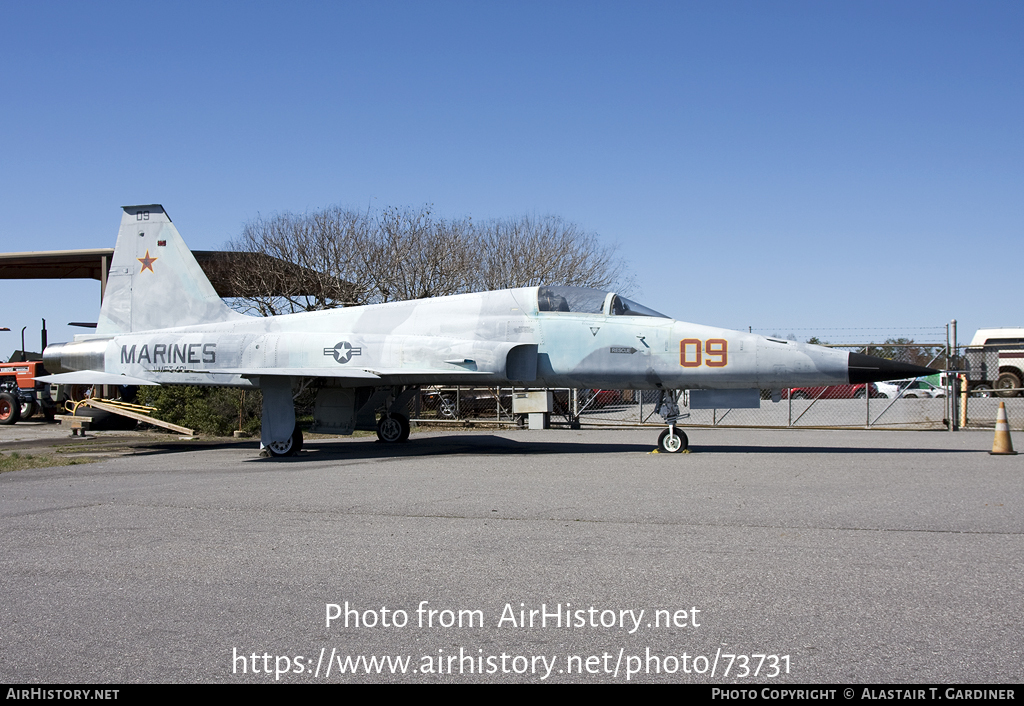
[962,328,1024,397]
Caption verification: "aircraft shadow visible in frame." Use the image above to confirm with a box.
[287,435,655,459]
[119,434,978,460]
[684,445,972,455]
[289,436,973,460]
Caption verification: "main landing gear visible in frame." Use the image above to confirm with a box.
[655,390,689,453]
[375,387,416,443]
[376,413,410,443]
[266,424,304,457]
[260,376,304,457]
[261,381,418,457]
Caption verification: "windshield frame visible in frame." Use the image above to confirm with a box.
[536,286,669,318]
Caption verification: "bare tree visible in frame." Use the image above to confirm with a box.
[472,214,633,293]
[226,207,373,315]
[224,205,632,315]
[367,206,477,302]
[873,338,942,368]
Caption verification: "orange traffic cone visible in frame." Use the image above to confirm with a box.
[989,402,1017,455]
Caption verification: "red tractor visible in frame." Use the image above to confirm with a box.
[0,360,58,424]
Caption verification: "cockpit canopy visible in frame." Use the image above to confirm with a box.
[536,285,669,318]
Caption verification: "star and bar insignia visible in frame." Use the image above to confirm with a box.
[323,341,362,364]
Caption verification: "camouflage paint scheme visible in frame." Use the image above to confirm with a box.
[39,205,932,455]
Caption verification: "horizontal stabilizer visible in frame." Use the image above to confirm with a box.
[34,371,160,386]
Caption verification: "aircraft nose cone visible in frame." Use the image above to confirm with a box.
[847,352,940,384]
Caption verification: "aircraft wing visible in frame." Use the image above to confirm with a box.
[36,367,497,386]
[359,368,496,384]
[208,367,382,380]
[34,371,160,386]
[207,367,494,383]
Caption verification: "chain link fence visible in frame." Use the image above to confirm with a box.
[410,339,1024,432]
[413,384,1024,431]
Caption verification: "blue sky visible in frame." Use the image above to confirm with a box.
[1,1,1020,350]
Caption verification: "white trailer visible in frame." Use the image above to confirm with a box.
[963,328,1024,397]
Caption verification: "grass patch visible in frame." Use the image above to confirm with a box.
[0,451,97,473]
[52,441,136,454]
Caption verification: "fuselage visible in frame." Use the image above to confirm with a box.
[45,285,851,392]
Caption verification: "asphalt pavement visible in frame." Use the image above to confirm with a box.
[1,424,1021,683]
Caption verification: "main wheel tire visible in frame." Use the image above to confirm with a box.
[971,384,993,398]
[791,391,808,400]
[994,372,1022,398]
[0,393,21,425]
[658,428,688,453]
[377,413,410,443]
[267,426,303,457]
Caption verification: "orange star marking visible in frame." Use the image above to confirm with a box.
[138,249,158,273]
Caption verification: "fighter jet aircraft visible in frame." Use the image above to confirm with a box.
[38,205,937,455]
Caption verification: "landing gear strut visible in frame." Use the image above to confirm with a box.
[655,390,689,453]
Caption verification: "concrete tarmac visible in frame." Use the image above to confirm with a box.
[1,426,1021,683]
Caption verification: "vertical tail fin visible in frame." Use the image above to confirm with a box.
[96,205,245,334]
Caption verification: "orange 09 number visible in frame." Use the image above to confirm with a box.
[680,338,728,368]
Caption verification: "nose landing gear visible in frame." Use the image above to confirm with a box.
[655,390,689,453]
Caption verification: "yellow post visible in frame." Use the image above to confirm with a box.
[959,375,968,429]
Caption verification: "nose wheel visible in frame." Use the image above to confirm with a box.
[658,428,688,453]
